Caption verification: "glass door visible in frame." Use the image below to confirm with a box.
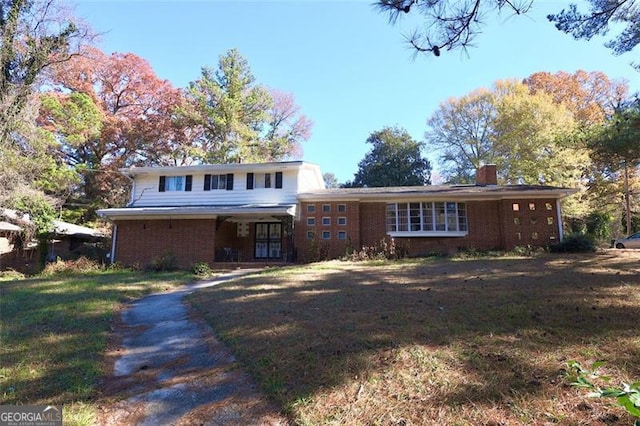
[255,223,282,259]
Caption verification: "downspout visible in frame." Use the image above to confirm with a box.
[556,199,564,241]
[110,224,118,264]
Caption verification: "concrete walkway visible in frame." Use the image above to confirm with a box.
[99,270,287,425]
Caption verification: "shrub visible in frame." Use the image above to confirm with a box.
[148,252,178,272]
[191,261,212,277]
[0,269,26,281]
[585,211,612,241]
[549,233,596,253]
[41,257,104,275]
[348,238,407,261]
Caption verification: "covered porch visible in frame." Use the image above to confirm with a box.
[97,204,298,269]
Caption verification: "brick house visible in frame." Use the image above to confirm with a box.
[97,162,576,268]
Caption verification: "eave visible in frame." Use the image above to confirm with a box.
[97,204,298,221]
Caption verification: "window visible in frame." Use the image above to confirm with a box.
[514,217,520,225]
[307,217,316,226]
[322,204,331,212]
[529,203,536,211]
[546,203,553,210]
[256,173,272,189]
[307,204,316,213]
[338,231,347,240]
[547,217,554,225]
[338,217,347,225]
[306,231,315,239]
[246,171,283,189]
[512,203,520,211]
[322,231,330,239]
[322,217,331,226]
[159,175,192,192]
[338,204,346,212]
[386,202,467,235]
[531,232,539,239]
[204,174,233,191]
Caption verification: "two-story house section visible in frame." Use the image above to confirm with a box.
[97,161,325,268]
[99,163,577,269]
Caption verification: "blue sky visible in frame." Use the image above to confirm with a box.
[75,0,639,184]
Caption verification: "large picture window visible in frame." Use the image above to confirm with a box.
[386,202,467,236]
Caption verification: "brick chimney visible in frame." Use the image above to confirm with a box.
[476,164,497,186]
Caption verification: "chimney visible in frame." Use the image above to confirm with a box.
[476,164,497,186]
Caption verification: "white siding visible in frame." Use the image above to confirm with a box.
[129,167,316,207]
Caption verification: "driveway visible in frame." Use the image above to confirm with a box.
[98,269,288,425]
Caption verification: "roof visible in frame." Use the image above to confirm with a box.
[0,209,105,237]
[52,220,106,238]
[119,161,321,177]
[297,184,578,201]
[97,204,297,220]
[0,221,22,232]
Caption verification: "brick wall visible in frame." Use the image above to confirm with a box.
[296,198,562,260]
[114,219,216,269]
[499,198,560,249]
[295,201,361,262]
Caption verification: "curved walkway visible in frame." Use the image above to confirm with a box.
[99,269,288,425]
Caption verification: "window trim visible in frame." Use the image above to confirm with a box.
[386,201,468,237]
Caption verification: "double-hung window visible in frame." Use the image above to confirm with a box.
[246,172,283,189]
[386,201,467,236]
[204,174,234,191]
[159,175,192,192]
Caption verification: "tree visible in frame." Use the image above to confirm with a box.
[41,46,183,217]
[523,70,628,127]
[426,88,497,183]
[179,49,311,164]
[426,80,584,189]
[323,172,339,188]
[548,0,640,61]
[347,126,431,187]
[0,0,85,144]
[376,0,638,60]
[588,100,640,234]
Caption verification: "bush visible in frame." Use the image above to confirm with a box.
[549,233,596,253]
[348,238,407,261]
[191,261,212,277]
[0,269,26,281]
[148,252,178,272]
[41,257,104,275]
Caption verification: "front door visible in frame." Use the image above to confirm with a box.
[255,223,282,259]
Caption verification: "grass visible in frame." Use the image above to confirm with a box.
[0,268,192,425]
[188,251,640,425]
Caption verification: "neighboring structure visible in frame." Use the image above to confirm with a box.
[97,162,576,269]
[0,209,107,272]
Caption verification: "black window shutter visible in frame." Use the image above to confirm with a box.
[275,171,283,189]
[159,176,166,192]
[246,173,254,190]
[226,173,234,190]
[204,174,211,191]
[185,175,192,191]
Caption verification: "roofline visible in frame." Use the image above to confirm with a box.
[297,186,578,202]
[97,205,298,221]
[119,161,320,177]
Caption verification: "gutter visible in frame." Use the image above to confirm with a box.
[110,224,118,264]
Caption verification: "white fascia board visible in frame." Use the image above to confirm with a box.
[97,205,297,221]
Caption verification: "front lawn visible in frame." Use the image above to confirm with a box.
[188,251,640,425]
[0,269,191,424]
